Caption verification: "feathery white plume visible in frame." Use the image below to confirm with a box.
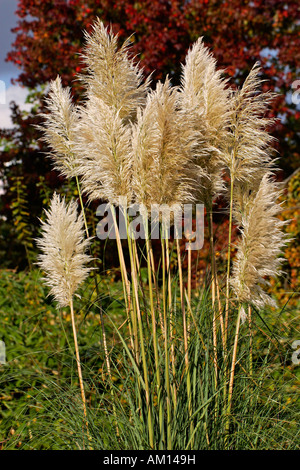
[179,38,230,204]
[231,168,273,226]
[36,193,92,307]
[40,76,79,178]
[230,173,288,310]
[71,19,153,204]
[80,18,150,122]
[73,97,133,204]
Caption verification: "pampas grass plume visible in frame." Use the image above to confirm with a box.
[40,76,79,179]
[73,97,133,205]
[230,173,288,310]
[179,37,230,204]
[225,63,276,183]
[80,18,150,122]
[132,78,198,216]
[37,193,93,307]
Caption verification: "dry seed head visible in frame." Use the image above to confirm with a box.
[36,193,93,307]
[179,38,231,204]
[225,63,276,182]
[230,173,288,310]
[73,97,133,204]
[231,167,274,226]
[39,76,79,178]
[80,18,150,122]
[132,78,198,218]
[180,38,230,138]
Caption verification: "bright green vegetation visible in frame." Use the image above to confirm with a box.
[0,269,298,450]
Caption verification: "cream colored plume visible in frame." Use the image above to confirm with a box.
[73,97,133,204]
[80,18,150,122]
[37,193,92,307]
[179,37,230,205]
[70,18,154,204]
[230,173,288,310]
[40,76,79,178]
[226,65,277,227]
[225,63,276,183]
[231,168,272,226]
[131,78,198,218]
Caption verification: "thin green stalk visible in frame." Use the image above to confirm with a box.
[161,234,172,450]
[144,218,164,448]
[133,237,150,329]
[128,223,154,449]
[207,206,222,429]
[183,290,197,448]
[149,242,164,336]
[165,227,177,411]
[215,274,225,351]
[75,175,89,239]
[225,303,243,448]
[207,207,218,387]
[110,205,135,355]
[187,240,192,307]
[248,305,253,402]
[185,291,207,352]
[69,297,89,445]
[223,175,234,420]
[176,239,185,322]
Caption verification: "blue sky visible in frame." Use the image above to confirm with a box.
[0,0,31,128]
[0,0,19,87]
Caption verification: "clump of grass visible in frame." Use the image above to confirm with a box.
[28,18,297,450]
[1,294,299,450]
